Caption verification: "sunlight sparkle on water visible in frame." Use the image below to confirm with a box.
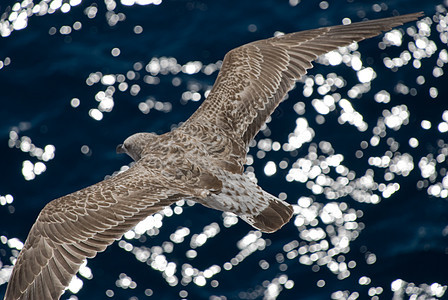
[121,0,162,6]
[67,276,83,294]
[2,3,448,299]
[264,161,277,176]
[116,273,137,289]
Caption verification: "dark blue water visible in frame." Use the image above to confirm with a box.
[1,0,448,299]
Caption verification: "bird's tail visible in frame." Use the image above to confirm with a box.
[239,192,293,233]
[199,169,294,233]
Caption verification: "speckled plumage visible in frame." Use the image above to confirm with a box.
[5,12,423,300]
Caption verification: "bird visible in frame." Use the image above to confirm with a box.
[4,11,423,300]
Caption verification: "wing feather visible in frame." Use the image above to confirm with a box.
[4,156,209,300]
[182,12,423,170]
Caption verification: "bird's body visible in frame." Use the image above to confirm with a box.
[116,126,293,232]
[4,12,423,300]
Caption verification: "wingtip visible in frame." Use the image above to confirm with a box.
[362,11,424,25]
[400,11,425,20]
[395,12,425,27]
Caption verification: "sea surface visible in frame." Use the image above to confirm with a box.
[1,0,448,299]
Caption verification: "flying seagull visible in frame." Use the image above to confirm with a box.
[5,12,423,300]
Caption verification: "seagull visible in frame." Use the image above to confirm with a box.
[5,12,423,300]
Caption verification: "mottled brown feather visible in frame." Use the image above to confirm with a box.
[183,13,423,171]
[4,157,216,300]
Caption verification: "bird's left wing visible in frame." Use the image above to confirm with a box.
[181,12,423,172]
[4,155,220,300]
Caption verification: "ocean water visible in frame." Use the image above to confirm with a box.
[1,0,448,299]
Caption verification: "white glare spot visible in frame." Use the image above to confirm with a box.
[409,138,419,148]
[429,87,438,98]
[68,276,83,294]
[12,11,27,30]
[34,162,46,175]
[71,98,80,108]
[183,61,202,74]
[134,25,143,34]
[111,48,121,57]
[194,275,206,286]
[7,238,23,250]
[264,161,277,176]
[374,90,390,103]
[61,3,71,13]
[326,52,342,66]
[391,279,404,292]
[438,122,448,133]
[319,1,329,9]
[421,120,431,130]
[89,109,103,121]
[101,74,116,85]
[384,29,403,46]
[357,67,376,83]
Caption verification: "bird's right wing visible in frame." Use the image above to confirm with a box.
[4,155,221,300]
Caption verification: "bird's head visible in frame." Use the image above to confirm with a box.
[116,132,158,161]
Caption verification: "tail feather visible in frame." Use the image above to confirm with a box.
[240,198,293,233]
[203,169,294,233]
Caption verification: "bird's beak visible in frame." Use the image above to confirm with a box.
[116,144,125,154]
